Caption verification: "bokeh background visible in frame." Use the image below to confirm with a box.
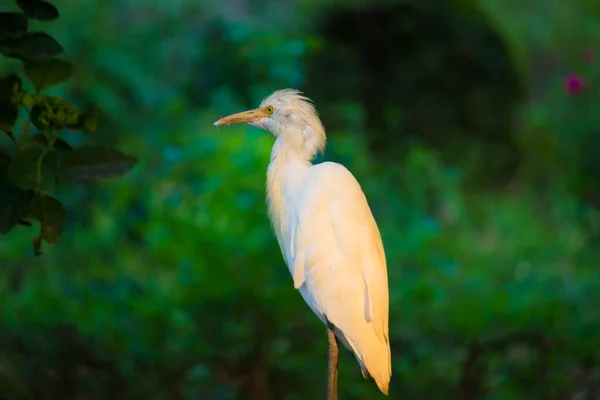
[2,0,600,399]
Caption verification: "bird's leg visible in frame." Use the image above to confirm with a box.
[327,321,339,400]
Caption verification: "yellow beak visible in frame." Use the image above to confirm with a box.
[213,108,270,126]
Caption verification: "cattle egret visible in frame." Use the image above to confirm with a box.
[214,89,391,398]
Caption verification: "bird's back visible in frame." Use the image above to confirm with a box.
[267,160,391,394]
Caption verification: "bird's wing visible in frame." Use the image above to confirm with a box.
[295,162,389,344]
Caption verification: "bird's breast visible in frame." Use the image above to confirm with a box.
[265,160,309,274]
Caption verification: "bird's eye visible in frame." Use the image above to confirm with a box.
[264,106,275,114]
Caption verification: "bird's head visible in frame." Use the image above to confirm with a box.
[214,89,326,159]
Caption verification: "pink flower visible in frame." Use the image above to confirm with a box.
[564,74,585,94]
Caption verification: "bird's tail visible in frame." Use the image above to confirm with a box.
[365,340,392,396]
[350,332,391,395]
[334,323,391,395]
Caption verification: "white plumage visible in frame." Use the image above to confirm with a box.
[214,89,391,395]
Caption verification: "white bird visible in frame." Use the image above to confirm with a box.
[214,89,391,398]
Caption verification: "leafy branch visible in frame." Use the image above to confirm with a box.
[0,0,138,255]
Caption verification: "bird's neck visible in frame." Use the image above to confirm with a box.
[266,137,312,241]
[269,135,315,165]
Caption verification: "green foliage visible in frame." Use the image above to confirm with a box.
[60,146,139,182]
[0,74,20,137]
[24,58,72,92]
[0,32,63,61]
[27,192,68,254]
[0,0,137,255]
[7,142,58,190]
[16,0,59,21]
[0,153,34,234]
[0,12,28,37]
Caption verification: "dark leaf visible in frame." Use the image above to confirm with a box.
[26,132,47,146]
[0,181,34,234]
[27,132,73,151]
[0,74,22,98]
[0,154,34,234]
[0,12,28,37]
[52,138,72,151]
[0,105,18,133]
[8,143,59,190]
[2,32,63,61]
[17,0,59,21]
[0,74,22,133]
[27,192,67,244]
[13,92,39,108]
[24,58,73,92]
[0,41,9,57]
[60,146,138,182]
[0,153,9,170]
[2,131,17,143]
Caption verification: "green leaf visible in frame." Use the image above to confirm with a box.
[2,131,17,144]
[8,143,59,190]
[0,12,29,38]
[24,59,73,92]
[1,32,63,61]
[0,74,21,133]
[0,180,35,234]
[0,154,34,234]
[12,92,39,108]
[0,107,18,132]
[16,0,59,21]
[27,192,67,245]
[27,132,73,151]
[26,132,48,146]
[53,138,73,151]
[0,153,9,171]
[60,146,138,182]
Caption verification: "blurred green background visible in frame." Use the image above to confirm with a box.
[2,0,600,398]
